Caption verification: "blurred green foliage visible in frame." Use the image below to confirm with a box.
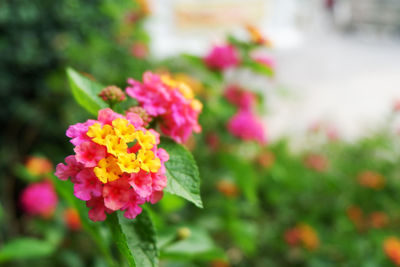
[0,0,151,263]
[2,2,400,267]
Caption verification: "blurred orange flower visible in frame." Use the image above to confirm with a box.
[369,212,389,229]
[357,171,385,190]
[297,224,319,251]
[304,154,329,172]
[257,151,275,169]
[25,156,53,176]
[246,24,272,47]
[384,237,400,266]
[63,208,82,231]
[136,0,150,16]
[284,224,319,251]
[346,205,364,230]
[217,180,239,198]
[210,260,230,267]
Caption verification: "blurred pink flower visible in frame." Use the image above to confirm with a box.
[224,85,256,111]
[20,181,58,218]
[227,109,266,144]
[204,44,240,71]
[304,154,329,172]
[326,127,339,141]
[131,42,148,59]
[394,99,400,112]
[253,55,275,69]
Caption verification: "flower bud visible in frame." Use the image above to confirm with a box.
[25,156,53,176]
[216,180,239,198]
[126,106,152,126]
[177,227,191,240]
[64,208,82,231]
[98,86,126,105]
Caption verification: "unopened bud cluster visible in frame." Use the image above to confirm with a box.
[99,86,126,104]
[126,106,152,126]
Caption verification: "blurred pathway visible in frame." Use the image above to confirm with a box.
[267,33,400,141]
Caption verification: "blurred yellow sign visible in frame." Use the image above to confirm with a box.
[174,0,266,30]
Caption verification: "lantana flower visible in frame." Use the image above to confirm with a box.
[25,156,53,176]
[224,85,256,111]
[384,237,400,266]
[357,170,385,190]
[126,72,202,143]
[20,180,58,218]
[246,24,273,47]
[204,44,240,71]
[64,208,82,231]
[284,223,319,251]
[55,108,169,221]
[227,109,266,144]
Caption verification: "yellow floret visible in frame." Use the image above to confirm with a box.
[88,118,163,182]
[136,130,156,150]
[117,153,141,173]
[161,75,195,100]
[137,149,161,173]
[87,123,114,145]
[105,135,127,156]
[94,156,122,183]
[112,118,136,143]
[190,99,203,111]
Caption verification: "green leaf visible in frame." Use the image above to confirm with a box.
[106,214,136,267]
[0,238,55,262]
[12,163,41,182]
[107,210,158,267]
[159,226,225,261]
[159,137,203,208]
[242,59,274,77]
[66,67,108,115]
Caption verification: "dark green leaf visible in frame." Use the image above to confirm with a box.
[107,210,158,267]
[66,67,108,115]
[159,137,203,208]
[106,213,136,267]
[0,238,55,262]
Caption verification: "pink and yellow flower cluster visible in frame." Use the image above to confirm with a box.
[126,72,202,143]
[55,108,169,221]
